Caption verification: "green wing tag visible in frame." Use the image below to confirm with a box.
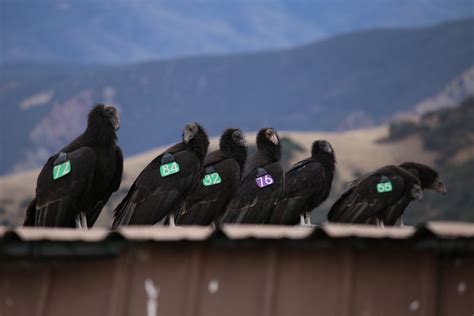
[377,181,393,193]
[160,161,180,177]
[53,160,71,180]
[202,172,222,186]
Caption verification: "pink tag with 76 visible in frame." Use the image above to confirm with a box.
[256,174,274,188]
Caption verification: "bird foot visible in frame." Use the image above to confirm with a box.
[75,216,82,229]
[75,212,88,230]
[168,213,176,227]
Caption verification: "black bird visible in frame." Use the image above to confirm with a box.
[271,140,336,226]
[112,122,209,227]
[176,128,247,226]
[220,128,284,224]
[24,104,123,228]
[379,162,446,226]
[327,165,423,227]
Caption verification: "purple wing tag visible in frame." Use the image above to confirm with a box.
[256,174,274,188]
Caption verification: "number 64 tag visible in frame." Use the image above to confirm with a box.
[256,174,274,188]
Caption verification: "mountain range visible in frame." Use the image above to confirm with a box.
[2,0,473,63]
[0,18,473,175]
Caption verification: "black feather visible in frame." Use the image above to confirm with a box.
[220,128,284,224]
[176,128,248,225]
[112,122,209,227]
[380,162,444,226]
[24,104,123,227]
[327,165,420,224]
[399,162,439,189]
[271,140,336,225]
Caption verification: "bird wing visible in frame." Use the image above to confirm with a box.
[86,146,124,227]
[242,151,270,179]
[376,167,421,226]
[271,160,325,224]
[285,158,312,173]
[328,169,405,223]
[203,150,232,167]
[112,148,200,227]
[381,195,412,226]
[35,147,96,227]
[285,160,325,197]
[177,158,240,225]
[221,161,284,224]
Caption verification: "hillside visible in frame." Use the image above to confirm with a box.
[384,97,474,222]
[1,19,473,175]
[396,66,474,119]
[0,126,436,227]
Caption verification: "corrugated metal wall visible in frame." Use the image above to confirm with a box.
[0,223,473,316]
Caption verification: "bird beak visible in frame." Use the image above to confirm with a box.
[432,180,447,195]
[270,134,278,145]
[184,130,192,144]
[106,106,120,131]
[324,143,332,153]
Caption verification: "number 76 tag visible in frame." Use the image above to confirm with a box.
[256,174,274,188]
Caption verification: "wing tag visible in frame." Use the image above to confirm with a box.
[202,172,222,186]
[160,161,180,177]
[255,168,274,188]
[53,160,71,180]
[377,179,393,193]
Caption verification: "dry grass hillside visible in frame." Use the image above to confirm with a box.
[0,125,436,227]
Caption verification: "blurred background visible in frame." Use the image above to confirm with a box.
[0,0,473,226]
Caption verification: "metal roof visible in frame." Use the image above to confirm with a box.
[1,222,473,316]
[0,221,472,242]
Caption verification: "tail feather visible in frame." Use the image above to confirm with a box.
[23,199,37,227]
[327,189,357,222]
[36,196,77,227]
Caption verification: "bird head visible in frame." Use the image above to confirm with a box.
[312,140,334,155]
[232,129,247,147]
[400,162,444,194]
[88,104,120,131]
[264,128,279,146]
[430,178,447,195]
[183,122,199,144]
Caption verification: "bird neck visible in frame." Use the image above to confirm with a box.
[229,146,247,178]
[185,138,209,163]
[226,146,247,170]
[316,153,336,175]
[85,124,117,146]
[259,145,281,163]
